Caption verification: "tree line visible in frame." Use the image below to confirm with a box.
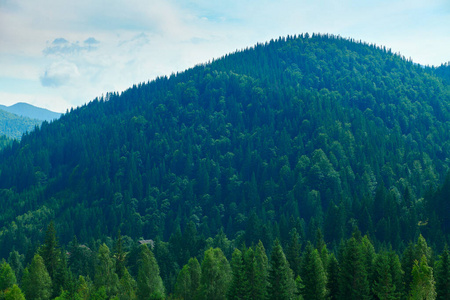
[0,222,449,299]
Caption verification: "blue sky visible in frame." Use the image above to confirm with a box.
[1,0,450,112]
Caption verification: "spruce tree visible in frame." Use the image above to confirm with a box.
[199,248,231,300]
[22,254,52,300]
[435,246,450,300]
[338,236,371,300]
[0,262,16,291]
[136,244,165,300]
[408,256,436,300]
[228,248,246,299]
[300,243,327,300]
[268,239,296,299]
[39,221,60,281]
[94,244,119,299]
[4,284,25,300]
[326,253,339,300]
[372,252,399,300]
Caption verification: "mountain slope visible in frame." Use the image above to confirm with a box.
[0,34,449,257]
[0,109,43,139]
[0,102,62,121]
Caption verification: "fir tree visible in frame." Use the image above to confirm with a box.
[435,246,450,300]
[268,239,297,299]
[136,244,165,300]
[300,243,327,300]
[199,248,231,300]
[22,254,52,300]
[408,256,436,300]
[94,244,119,299]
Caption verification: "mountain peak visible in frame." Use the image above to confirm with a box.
[0,102,62,121]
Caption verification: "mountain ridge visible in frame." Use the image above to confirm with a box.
[0,34,448,258]
[0,102,62,121]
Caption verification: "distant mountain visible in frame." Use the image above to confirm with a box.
[0,109,42,139]
[0,102,62,121]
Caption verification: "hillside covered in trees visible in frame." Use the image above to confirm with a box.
[0,109,43,140]
[0,34,449,298]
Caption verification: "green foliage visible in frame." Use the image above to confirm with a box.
[199,248,231,300]
[268,240,297,299]
[0,262,16,292]
[300,243,327,300]
[3,284,25,300]
[136,245,165,300]
[435,246,450,300]
[0,35,449,260]
[338,235,371,300]
[94,244,119,298]
[408,256,436,300]
[21,254,52,300]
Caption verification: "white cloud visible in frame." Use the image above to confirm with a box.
[1,0,450,111]
[40,61,80,87]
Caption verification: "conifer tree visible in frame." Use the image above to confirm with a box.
[253,240,269,300]
[435,246,450,300]
[174,264,192,300]
[94,244,119,298]
[372,252,399,300]
[326,253,339,300]
[199,248,231,300]
[300,243,327,300]
[286,228,302,278]
[118,268,137,300]
[4,284,25,300]
[0,262,16,291]
[268,239,297,299]
[228,248,246,299]
[114,231,127,279]
[408,256,436,300]
[338,236,371,300]
[39,221,60,281]
[136,244,165,300]
[22,254,52,300]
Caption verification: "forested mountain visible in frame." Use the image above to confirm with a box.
[0,33,449,275]
[0,109,43,140]
[0,103,62,122]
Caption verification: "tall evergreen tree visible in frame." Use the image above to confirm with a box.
[300,243,327,300]
[22,254,52,300]
[39,221,60,281]
[4,284,25,300]
[0,262,16,292]
[268,239,296,300]
[199,248,231,300]
[326,253,339,300]
[435,246,450,300]
[338,236,371,300]
[136,244,165,300]
[94,244,119,299]
[408,256,436,300]
[372,252,400,300]
[228,248,246,299]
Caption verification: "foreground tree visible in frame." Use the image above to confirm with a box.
[4,284,25,300]
[408,256,436,300]
[199,248,231,300]
[22,254,52,300]
[300,243,327,300]
[435,246,450,300]
[268,240,297,299]
[136,244,165,300]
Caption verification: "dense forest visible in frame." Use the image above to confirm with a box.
[0,34,449,298]
[0,223,449,299]
[0,109,43,140]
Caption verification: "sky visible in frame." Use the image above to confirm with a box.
[1,0,450,112]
